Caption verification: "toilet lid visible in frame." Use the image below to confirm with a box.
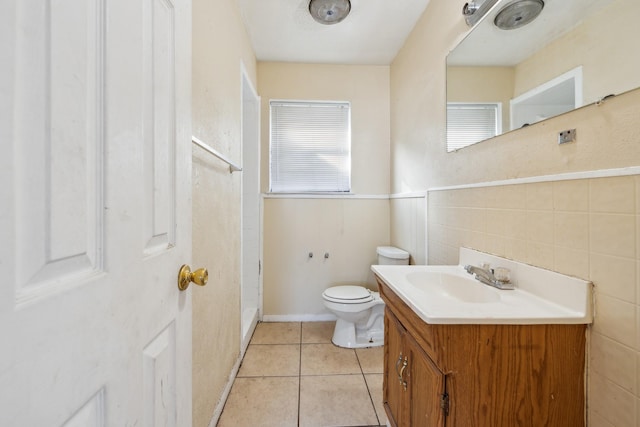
[323,286,374,304]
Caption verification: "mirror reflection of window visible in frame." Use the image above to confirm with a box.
[446,103,502,152]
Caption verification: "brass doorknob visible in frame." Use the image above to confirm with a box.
[178,264,208,291]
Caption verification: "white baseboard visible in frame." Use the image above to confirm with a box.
[241,311,259,353]
[262,313,337,322]
[207,340,250,427]
[209,316,258,427]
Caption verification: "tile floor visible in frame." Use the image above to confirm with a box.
[217,321,387,427]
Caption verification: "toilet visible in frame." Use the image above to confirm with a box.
[322,246,410,348]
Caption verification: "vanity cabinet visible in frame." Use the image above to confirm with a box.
[385,309,446,427]
[378,278,587,427]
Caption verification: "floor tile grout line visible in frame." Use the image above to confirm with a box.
[300,372,370,377]
[235,374,300,379]
[355,348,382,426]
[229,321,384,427]
[250,342,303,346]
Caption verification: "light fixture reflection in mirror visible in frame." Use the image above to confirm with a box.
[446,0,640,152]
[493,0,544,30]
[462,0,500,26]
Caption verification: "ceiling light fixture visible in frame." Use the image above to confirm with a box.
[494,0,544,30]
[309,0,351,25]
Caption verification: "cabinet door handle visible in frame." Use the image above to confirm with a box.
[395,354,403,384]
[399,356,408,391]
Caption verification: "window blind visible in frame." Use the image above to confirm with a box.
[270,100,351,193]
[447,103,501,152]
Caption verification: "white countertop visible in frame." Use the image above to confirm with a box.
[371,248,593,325]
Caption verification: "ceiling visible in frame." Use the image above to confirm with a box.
[236,0,432,65]
[447,0,613,66]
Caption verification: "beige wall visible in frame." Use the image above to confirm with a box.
[391,0,640,425]
[514,0,639,104]
[258,63,393,317]
[447,66,514,132]
[191,0,256,425]
[263,198,390,316]
[258,63,391,195]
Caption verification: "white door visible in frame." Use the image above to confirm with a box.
[240,69,261,348]
[0,0,193,425]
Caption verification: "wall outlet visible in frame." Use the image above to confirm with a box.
[558,129,576,144]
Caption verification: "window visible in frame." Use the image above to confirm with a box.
[270,100,351,193]
[446,103,502,152]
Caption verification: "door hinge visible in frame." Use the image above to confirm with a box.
[258,260,261,275]
[440,393,449,416]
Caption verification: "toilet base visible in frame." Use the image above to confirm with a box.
[331,317,384,349]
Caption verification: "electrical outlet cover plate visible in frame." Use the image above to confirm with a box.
[558,129,576,144]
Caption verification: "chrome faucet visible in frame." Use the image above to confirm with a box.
[464,264,515,290]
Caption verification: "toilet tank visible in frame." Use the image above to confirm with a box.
[376,246,410,265]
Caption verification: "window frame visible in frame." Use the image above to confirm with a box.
[269,99,352,194]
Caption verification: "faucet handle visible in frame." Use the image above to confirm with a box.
[494,267,511,283]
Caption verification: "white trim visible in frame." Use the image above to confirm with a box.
[428,166,640,193]
[269,99,351,193]
[261,166,640,200]
[389,191,428,199]
[262,314,337,323]
[207,348,245,427]
[240,62,259,101]
[240,63,261,353]
[510,66,583,130]
[262,193,389,200]
[241,311,258,353]
[511,66,583,108]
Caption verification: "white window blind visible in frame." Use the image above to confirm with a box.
[447,103,501,152]
[270,100,351,193]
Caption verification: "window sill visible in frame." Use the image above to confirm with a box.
[263,192,389,200]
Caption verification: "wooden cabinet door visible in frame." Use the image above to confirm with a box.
[407,334,446,427]
[385,307,446,427]
[384,308,407,427]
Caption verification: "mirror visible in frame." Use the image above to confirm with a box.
[446,0,640,152]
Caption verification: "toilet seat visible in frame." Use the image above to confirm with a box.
[322,285,374,304]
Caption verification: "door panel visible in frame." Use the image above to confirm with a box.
[0,0,192,425]
[143,322,177,427]
[63,390,106,427]
[13,0,105,306]
[143,0,177,254]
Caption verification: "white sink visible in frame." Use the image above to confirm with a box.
[371,248,593,325]
[406,271,501,303]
